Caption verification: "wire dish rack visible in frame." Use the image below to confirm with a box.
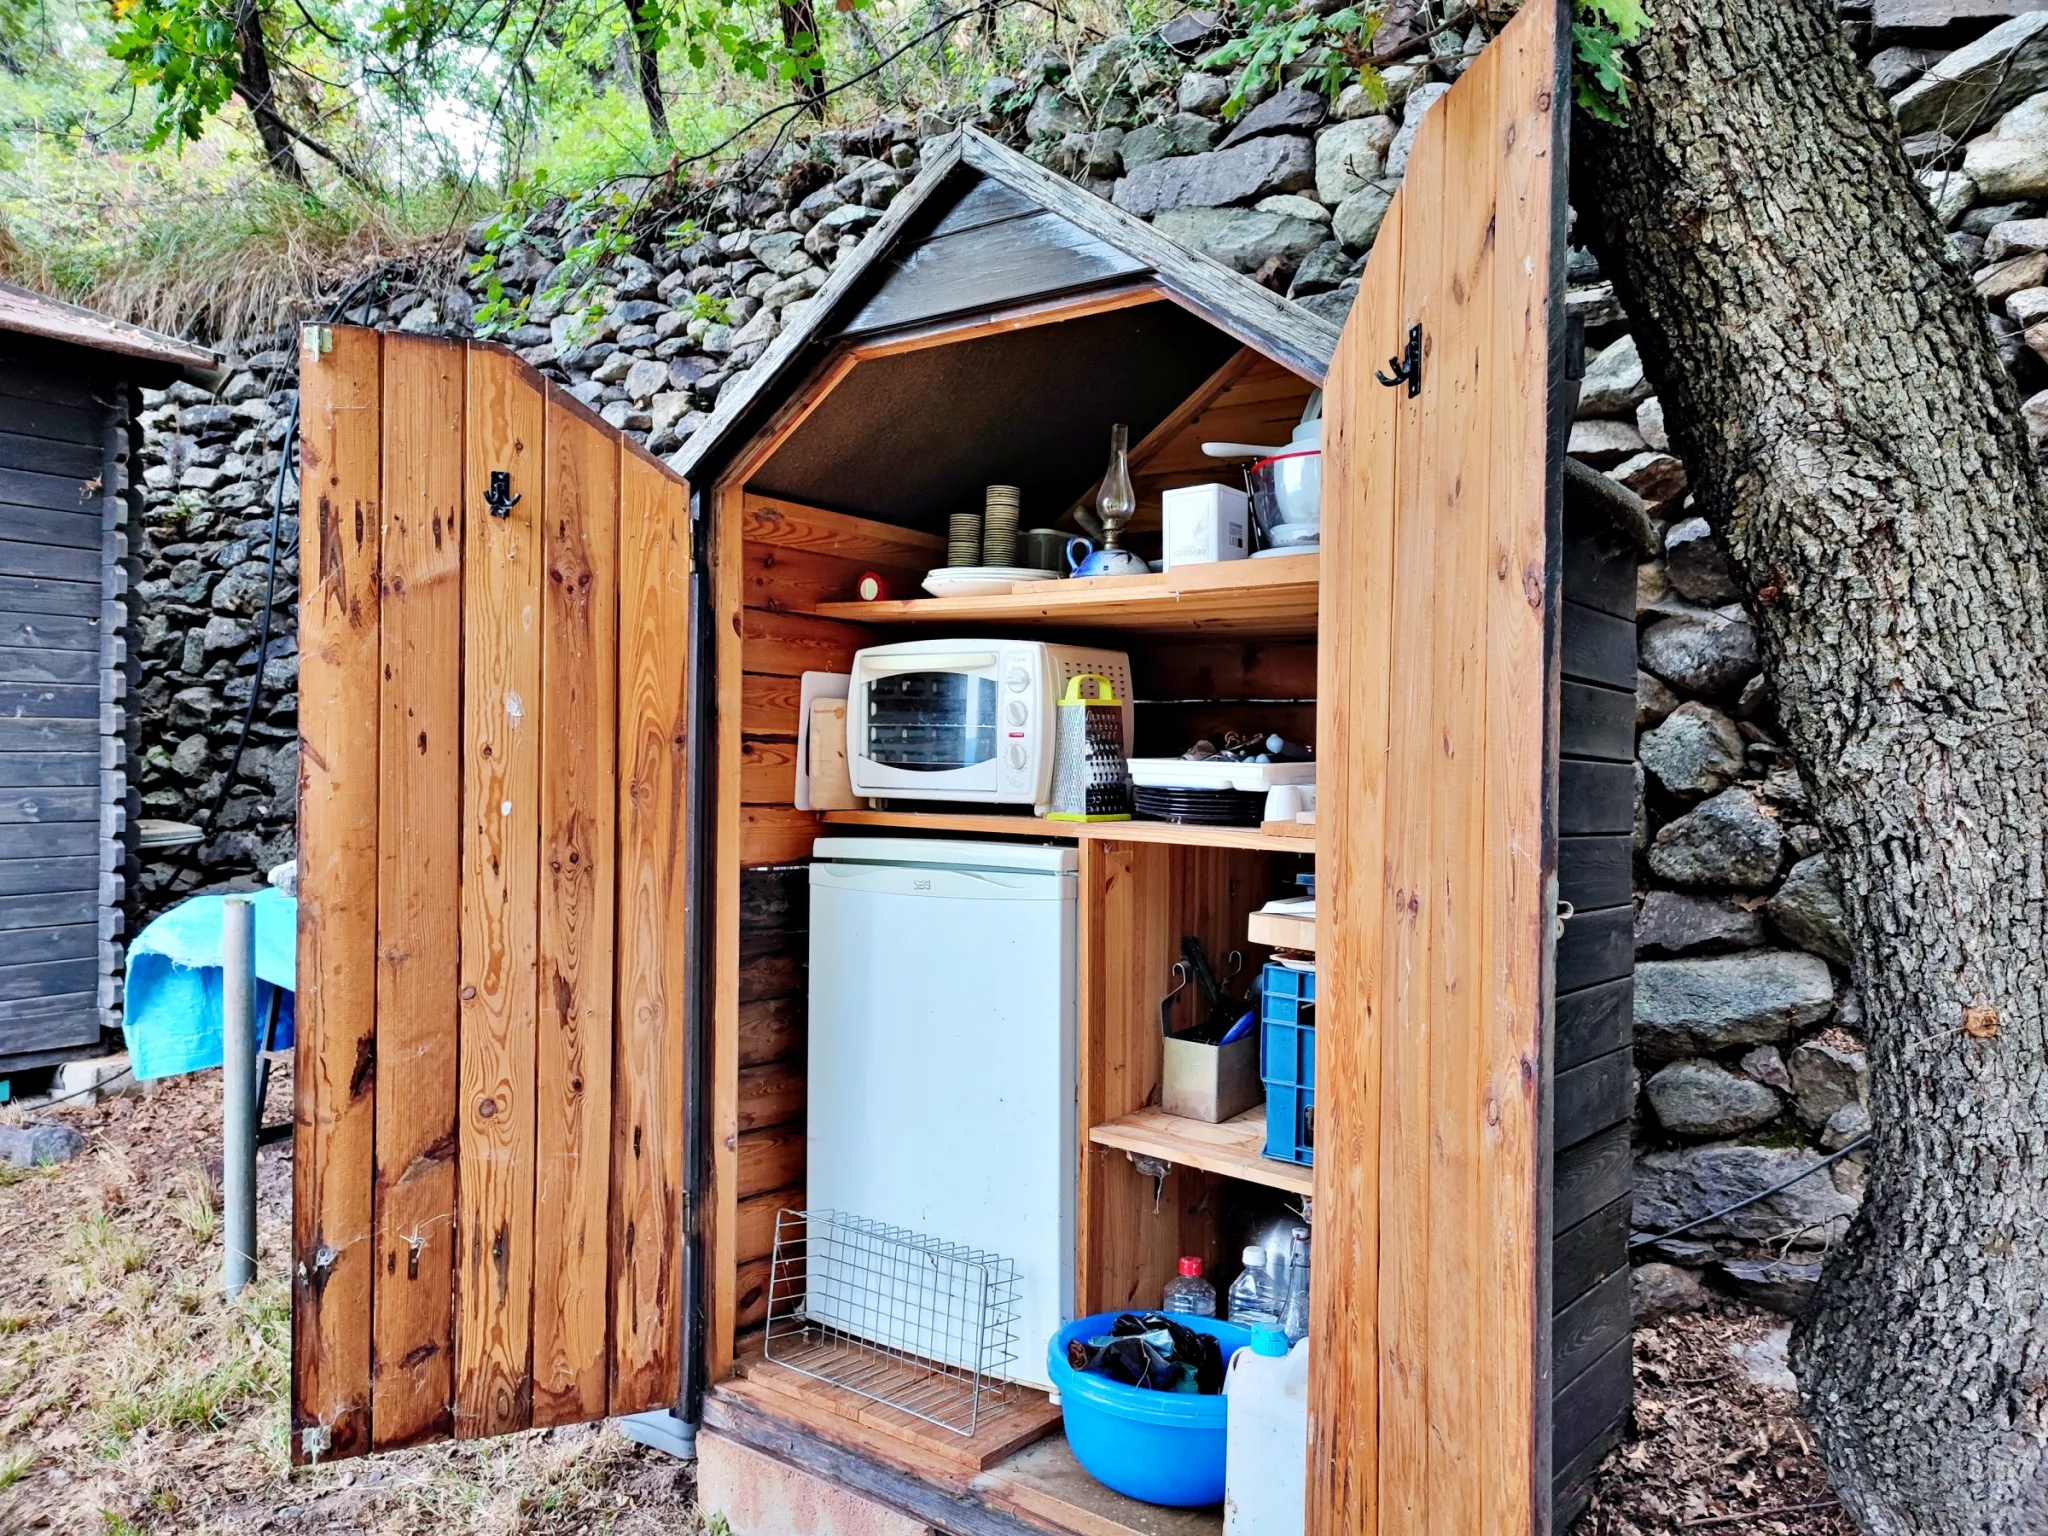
[763,1208,1022,1437]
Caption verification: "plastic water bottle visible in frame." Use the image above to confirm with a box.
[1163,1255,1217,1317]
[1227,1246,1281,1328]
[1224,1328,1309,1534]
[1279,1227,1311,1345]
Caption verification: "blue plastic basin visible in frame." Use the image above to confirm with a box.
[1047,1312,1253,1507]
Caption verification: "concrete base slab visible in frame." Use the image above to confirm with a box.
[55,1053,144,1103]
[619,1409,697,1461]
[698,1428,935,1536]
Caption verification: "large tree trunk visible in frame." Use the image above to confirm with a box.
[1575,1,2048,1530]
[779,0,825,116]
[233,0,307,184]
[629,0,672,144]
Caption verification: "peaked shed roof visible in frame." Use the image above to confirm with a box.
[0,281,219,380]
[671,128,1342,490]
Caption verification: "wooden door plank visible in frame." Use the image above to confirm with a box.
[293,323,381,1463]
[1377,135,1441,1528]
[1422,52,1502,1536]
[455,344,546,1437]
[610,448,690,1415]
[1309,188,1405,1536]
[531,391,619,1426]
[1480,16,1566,1527]
[371,333,464,1449]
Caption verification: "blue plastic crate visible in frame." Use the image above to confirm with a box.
[1260,963,1315,1166]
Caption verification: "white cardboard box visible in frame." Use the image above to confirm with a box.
[1162,482,1249,569]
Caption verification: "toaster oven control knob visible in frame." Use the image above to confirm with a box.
[1007,744,1028,769]
[1006,666,1030,692]
[1006,700,1027,726]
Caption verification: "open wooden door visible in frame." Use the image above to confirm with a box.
[293,328,694,1460]
[1311,0,1571,1529]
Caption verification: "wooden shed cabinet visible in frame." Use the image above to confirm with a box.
[292,0,1639,1526]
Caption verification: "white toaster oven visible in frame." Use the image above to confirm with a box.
[848,639,1134,810]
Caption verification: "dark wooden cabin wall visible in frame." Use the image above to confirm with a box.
[731,864,810,1334]
[1550,512,1639,1523]
[0,346,136,1073]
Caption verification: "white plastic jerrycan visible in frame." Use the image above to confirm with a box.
[1224,1325,1309,1536]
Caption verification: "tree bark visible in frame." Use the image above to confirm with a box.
[779,0,825,117]
[629,0,672,144]
[1575,1,2048,1530]
[233,0,308,184]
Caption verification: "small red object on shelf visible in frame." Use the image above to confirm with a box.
[856,571,889,602]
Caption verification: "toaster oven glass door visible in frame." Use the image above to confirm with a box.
[863,672,1000,773]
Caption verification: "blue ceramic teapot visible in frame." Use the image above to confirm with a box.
[1065,536,1148,578]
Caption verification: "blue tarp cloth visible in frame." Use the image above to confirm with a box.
[121,889,297,1080]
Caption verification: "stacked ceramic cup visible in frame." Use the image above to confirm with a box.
[948,511,983,568]
[982,485,1021,566]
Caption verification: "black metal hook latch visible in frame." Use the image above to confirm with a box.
[484,470,521,518]
[1375,323,1424,397]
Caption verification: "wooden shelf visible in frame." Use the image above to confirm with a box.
[1089,1107,1313,1197]
[820,809,1316,853]
[815,553,1319,635]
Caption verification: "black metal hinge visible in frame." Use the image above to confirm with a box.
[1375,323,1424,398]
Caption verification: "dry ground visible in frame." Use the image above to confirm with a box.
[1,1068,1857,1535]
[1577,1308,1856,1535]
[0,1066,701,1535]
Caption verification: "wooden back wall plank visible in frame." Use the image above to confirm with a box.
[370,332,464,1449]
[293,324,382,1462]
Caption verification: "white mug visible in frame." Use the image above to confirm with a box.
[1264,785,1302,823]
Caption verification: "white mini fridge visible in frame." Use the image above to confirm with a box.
[806,837,1078,1391]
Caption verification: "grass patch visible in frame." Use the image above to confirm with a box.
[169,1168,216,1246]
[0,1448,32,1493]
[0,1160,56,1190]
[1,161,476,344]
[53,1212,147,1301]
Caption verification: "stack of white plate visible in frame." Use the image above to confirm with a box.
[923,567,1061,599]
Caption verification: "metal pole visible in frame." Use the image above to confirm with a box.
[222,896,257,1298]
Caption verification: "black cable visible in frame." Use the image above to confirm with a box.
[1628,1134,1871,1252]
[21,1063,135,1111]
